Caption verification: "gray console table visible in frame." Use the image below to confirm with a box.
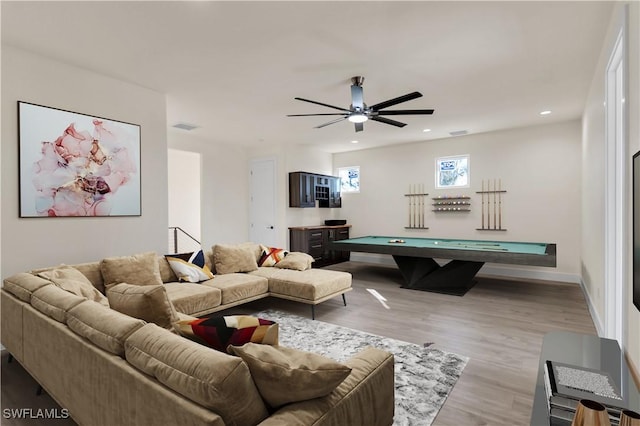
[530,331,640,425]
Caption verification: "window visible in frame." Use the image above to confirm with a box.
[337,166,360,193]
[435,155,469,188]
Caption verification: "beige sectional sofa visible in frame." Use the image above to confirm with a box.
[1,245,395,426]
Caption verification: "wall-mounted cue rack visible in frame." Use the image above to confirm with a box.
[476,179,506,231]
[405,184,428,229]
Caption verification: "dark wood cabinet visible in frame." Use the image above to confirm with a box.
[289,172,315,207]
[289,225,351,267]
[289,171,341,208]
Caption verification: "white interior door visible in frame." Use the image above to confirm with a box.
[249,158,277,247]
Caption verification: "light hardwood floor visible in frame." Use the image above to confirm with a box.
[1,261,596,426]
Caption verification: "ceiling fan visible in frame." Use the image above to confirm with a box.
[287,76,434,132]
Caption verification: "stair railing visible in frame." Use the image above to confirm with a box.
[168,227,201,254]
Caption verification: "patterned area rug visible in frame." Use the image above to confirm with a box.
[255,310,469,426]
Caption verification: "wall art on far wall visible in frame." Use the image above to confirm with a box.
[435,154,469,188]
[18,101,141,217]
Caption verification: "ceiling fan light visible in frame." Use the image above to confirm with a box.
[348,113,368,123]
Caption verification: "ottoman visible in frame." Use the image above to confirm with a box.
[249,268,352,319]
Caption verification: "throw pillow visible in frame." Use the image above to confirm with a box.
[274,252,315,271]
[106,283,179,331]
[258,244,289,267]
[213,244,259,274]
[228,343,352,408]
[165,250,214,283]
[175,315,278,353]
[37,265,109,307]
[100,252,163,291]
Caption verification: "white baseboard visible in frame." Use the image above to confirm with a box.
[579,278,605,337]
[349,253,581,284]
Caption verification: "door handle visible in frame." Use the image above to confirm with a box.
[267,226,274,229]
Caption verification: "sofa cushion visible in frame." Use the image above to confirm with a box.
[250,268,352,302]
[157,255,178,283]
[274,252,315,271]
[37,265,108,306]
[213,244,259,274]
[67,300,146,357]
[31,284,86,323]
[125,323,269,426]
[107,283,179,331]
[228,343,352,408]
[2,273,52,302]
[258,245,288,267]
[165,250,214,283]
[202,273,268,305]
[175,315,278,353]
[163,282,221,316]
[65,261,104,293]
[100,252,163,290]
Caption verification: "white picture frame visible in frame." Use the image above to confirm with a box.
[435,155,469,188]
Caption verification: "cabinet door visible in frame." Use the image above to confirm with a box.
[329,176,342,208]
[289,172,315,208]
[334,227,350,262]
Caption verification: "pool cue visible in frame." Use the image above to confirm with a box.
[412,184,416,227]
[481,180,485,229]
[493,179,497,230]
[420,184,425,228]
[408,184,412,227]
[498,179,502,230]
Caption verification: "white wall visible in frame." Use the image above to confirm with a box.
[249,144,342,249]
[582,1,640,376]
[167,131,250,249]
[168,148,201,253]
[334,120,582,282]
[1,46,168,276]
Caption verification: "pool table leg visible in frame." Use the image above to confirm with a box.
[393,255,484,296]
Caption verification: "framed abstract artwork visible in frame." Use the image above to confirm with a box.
[18,102,141,217]
[435,154,469,188]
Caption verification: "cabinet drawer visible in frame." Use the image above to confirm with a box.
[336,229,350,240]
[307,231,324,241]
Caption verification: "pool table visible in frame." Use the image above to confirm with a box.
[329,236,557,296]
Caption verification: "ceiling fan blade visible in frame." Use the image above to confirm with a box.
[376,109,435,115]
[315,116,348,129]
[294,97,351,112]
[369,92,423,111]
[287,113,348,117]
[351,85,364,110]
[354,122,364,132]
[370,116,407,128]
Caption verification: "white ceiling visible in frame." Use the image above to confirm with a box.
[2,1,613,153]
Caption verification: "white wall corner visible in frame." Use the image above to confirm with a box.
[579,277,605,337]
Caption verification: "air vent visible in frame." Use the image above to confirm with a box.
[449,130,468,136]
[172,123,199,131]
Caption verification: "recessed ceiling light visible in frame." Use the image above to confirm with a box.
[351,140,359,144]
[423,128,432,132]
[539,110,552,116]
[449,130,468,137]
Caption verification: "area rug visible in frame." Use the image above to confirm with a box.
[255,309,469,426]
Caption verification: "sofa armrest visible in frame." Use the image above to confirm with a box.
[257,347,394,426]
